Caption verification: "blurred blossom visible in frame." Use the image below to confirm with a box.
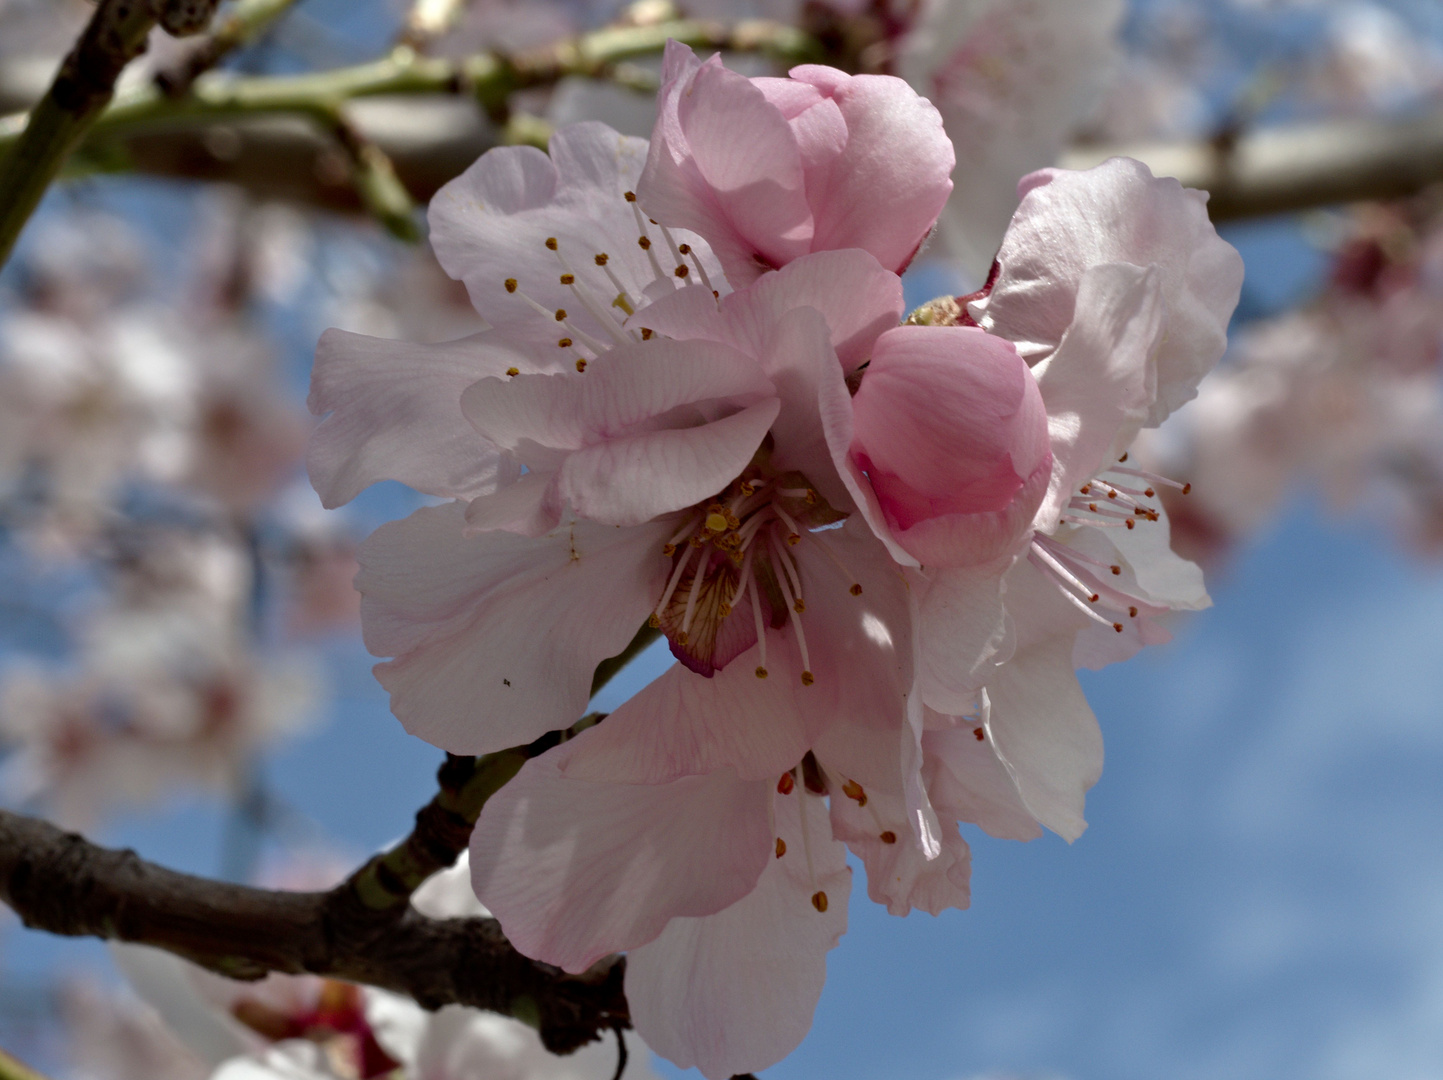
[59,977,209,1080]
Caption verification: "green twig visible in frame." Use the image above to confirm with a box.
[0,1049,49,1080]
[156,0,305,96]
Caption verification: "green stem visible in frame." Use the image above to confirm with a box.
[0,1049,49,1080]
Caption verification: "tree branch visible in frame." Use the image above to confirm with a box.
[0,745,626,1053]
[0,0,222,268]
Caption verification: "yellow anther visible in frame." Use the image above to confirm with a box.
[756,666,769,679]
[775,838,786,858]
[612,293,635,315]
[800,670,814,686]
[793,599,805,614]
[545,237,558,250]
[505,367,519,377]
[595,253,610,265]
[638,236,652,250]
[675,265,689,278]
[560,273,575,284]
[624,191,637,202]
[786,533,801,546]
[641,328,654,340]
[557,337,572,348]
[842,779,866,805]
[662,544,676,557]
[504,278,518,293]
[554,308,567,321]
[678,243,692,254]
[705,511,728,533]
[811,891,828,913]
[648,613,660,628]
[575,358,587,372]
[677,631,688,645]
[739,481,755,496]
[718,602,732,617]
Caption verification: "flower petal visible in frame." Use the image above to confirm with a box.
[984,634,1103,842]
[358,503,668,753]
[915,565,1012,714]
[922,722,1042,841]
[1029,262,1167,533]
[626,788,849,1079]
[983,156,1244,423]
[307,329,525,508]
[471,750,772,973]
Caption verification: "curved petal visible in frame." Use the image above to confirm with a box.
[359,503,668,753]
[984,635,1103,842]
[307,330,525,508]
[983,156,1244,423]
[827,781,971,916]
[915,565,1012,714]
[796,69,955,274]
[640,43,813,286]
[626,789,849,1080]
[471,751,772,973]
[555,632,811,785]
[430,122,722,355]
[922,722,1042,842]
[1029,262,1167,533]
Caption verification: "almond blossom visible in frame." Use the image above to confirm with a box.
[639,40,955,287]
[822,156,1242,841]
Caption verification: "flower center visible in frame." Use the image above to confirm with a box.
[648,457,857,684]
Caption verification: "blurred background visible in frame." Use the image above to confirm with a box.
[2,0,1442,1077]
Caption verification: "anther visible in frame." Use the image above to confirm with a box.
[793,598,805,614]
[575,359,587,372]
[559,273,575,284]
[674,264,689,278]
[1113,622,1124,632]
[558,337,572,348]
[1111,565,1121,575]
[775,838,786,858]
[800,671,815,686]
[594,253,609,265]
[841,779,867,806]
[545,237,558,250]
[1182,482,1192,494]
[850,584,863,596]
[705,511,728,533]
[504,278,518,293]
[648,613,660,628]
[554,308,567,321]
[624,191,637,202]
[1119,452,1129,462]
[638,236,652,250]
[1129,606,1138,617]
[777,772,795,795]
[1125,519,1135,529]
[973,726,985,741]
[880,831,897,844]
[811,891,829,913]
[641,328,654,340]
[756,666,768,679]
[505,367,519,377]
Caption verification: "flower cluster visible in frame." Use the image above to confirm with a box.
[311,41,1243,1078]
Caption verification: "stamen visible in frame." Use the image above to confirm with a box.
[677,242,717,297]
[663,512,703,555]
[775,838,786,858]
[769,531,805,613]
[880,831,897,844]
[1111,465,1191,494]
[777,771,795,795]
[654,544,697,620]
[505,367,519,377]
[752,580,768,679]
[841,779,867,807]
[796,785,822,908]
[769,538,813,685]
[657,223,691,282]
[1061,514,1136,530]
[678,552,706,641]
[772,503,804,546]
[593,253,639,314]
[626,193,670,283]
[509,285,610,355]
[1030,540,1100,603]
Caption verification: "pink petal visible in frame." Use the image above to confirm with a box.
[460,339,779,528]
[430,121,721,356]
[850,326,1052,566]
[984,157,1245,423]
[634,248,904,372]
[640,43,813,287]
[827,782,971,916]
[471,751,772,973]
[792,69,955,274]
[1029,262,1167,533]
[307,330,524,508]
[915,565,1012,714]
[984,635,1103,842]
[922,723,1042,841]
[626,788,849,1079]
[555,630,812,785]
[358,503,668,754]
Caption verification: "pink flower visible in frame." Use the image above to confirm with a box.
[639,42,955,287]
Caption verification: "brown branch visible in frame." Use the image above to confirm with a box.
[0,749,625,1053]
[0,0,222,268]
